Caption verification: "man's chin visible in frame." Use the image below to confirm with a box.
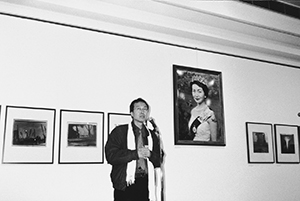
[134,118,145,123]
[138,118,146,123]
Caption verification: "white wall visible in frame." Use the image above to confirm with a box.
[1,4,300,201]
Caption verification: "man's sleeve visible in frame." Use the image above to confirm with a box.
[105,126,138,165]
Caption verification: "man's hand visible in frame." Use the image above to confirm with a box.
[138,147,151,159]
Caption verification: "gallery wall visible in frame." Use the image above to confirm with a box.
[1,3,300,201]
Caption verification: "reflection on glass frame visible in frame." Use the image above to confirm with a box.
[2,106,56,164]
[59,109,104,164]
[108,112,131,136]
[173,64,225,146]
[274,124,299,164]
[246,122,274,163]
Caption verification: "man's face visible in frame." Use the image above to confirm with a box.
[131,101,149,124]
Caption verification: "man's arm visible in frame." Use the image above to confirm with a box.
[105,125,138,165]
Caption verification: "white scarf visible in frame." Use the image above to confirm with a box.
[126,123,156,201]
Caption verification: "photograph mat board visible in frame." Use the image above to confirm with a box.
[275,124,299,163]
[246,122,274,163]
[59,110,104,164]
[2,106,55,164]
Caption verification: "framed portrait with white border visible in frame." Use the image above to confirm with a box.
[274,124,299,164]
[2,106,56,164]
[59,109,104,164]
[246,122,274,163]
[107,112,131,136]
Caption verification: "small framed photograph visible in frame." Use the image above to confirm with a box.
[59,109,104,164]
[2,106,56,164]
[274,124,299,163]
[173,64,225,146]
[246,122,274,163]
[107,112,131,135]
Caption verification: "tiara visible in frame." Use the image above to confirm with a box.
[191,74,207,85]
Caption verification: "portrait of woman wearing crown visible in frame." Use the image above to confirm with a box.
[173,65,225,146]
[188,80,217,142]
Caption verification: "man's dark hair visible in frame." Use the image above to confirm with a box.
[129,98,149,112]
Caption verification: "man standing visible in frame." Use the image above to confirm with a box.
[105,98,162,201]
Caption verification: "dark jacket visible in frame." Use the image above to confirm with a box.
[105,122,161,191]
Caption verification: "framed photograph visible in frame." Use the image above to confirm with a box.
[173,64,225,146]
[246,122,274,163]
[2,106,56,164]
[274,124,299,163]
[59,109,104,164]
[108,112,131,135]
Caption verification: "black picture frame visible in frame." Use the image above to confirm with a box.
[173,64,225,146]
[246,122,274,163]
[274,124,299,164]
[2,105,56,164]
[59,109,104,164]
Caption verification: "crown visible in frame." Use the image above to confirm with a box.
[191,74,207,85]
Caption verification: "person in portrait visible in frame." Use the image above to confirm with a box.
[188,80,217,141]
[253,132,269,153]
[105,98,163,201]
[280,134,295,154]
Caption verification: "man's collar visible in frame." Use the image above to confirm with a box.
[131,121,149,137]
